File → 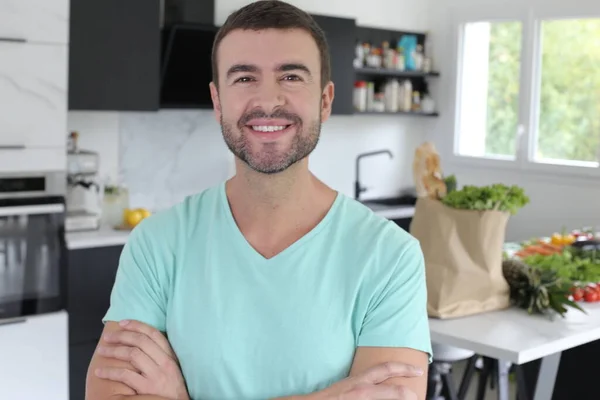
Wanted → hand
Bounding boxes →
[94,320,190,400]
[311,362,422,400]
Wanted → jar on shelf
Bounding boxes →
[372,93,385,112]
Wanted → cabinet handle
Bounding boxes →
[0,317,27,327]
[0,145,26,150]
[0,37,27,43]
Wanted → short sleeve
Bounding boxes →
[102,219,169,332]
[357,239,433,363]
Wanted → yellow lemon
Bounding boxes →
[124,209,144,228]
[138,208,152,219]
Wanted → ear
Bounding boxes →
[209,82,222,123]
[320,81,335,122]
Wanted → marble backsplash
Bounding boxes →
[119,110,233,210]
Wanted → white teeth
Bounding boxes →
[251,125,286,132]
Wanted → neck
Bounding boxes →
[225,156,338,256]
[228,157,317,213]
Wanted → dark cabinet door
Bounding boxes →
[68,0,161,111]
[311,15,356,115]
[67,245,124,345]
[69,341,97,400]
[164,0,215,26]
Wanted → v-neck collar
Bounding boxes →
[219,181,343,264]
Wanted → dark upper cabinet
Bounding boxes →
[68,0,161,111]
[164,0,215,26]
[311,15,356,115]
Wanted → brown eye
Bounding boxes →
[283,75,302,81]
[235,76,255,83]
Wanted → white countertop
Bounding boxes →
[429,303,600,364]
[64,204,415,250]
[66,227,131,250]
[369,204,415,220]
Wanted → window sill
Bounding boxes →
[446,154,600,182]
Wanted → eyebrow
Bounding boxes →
[226,64,258,78]
[276,63,312,76]
[225,63,313,79]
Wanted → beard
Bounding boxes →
[221,108,321,175]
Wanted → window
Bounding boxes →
[456,21,523,160]
[454,13,600,173]
[534,18,600,167]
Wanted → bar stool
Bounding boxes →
[428,343,479,400]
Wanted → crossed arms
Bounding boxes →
[85,320,428,400]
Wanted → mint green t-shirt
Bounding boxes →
[103,183,432,400]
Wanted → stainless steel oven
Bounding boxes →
[0,171,67,320]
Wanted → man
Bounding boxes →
[86,1,432,399]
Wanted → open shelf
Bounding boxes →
[356,111,439,117]
[355,67,440,78]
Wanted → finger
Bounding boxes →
[358,362,424,385]
[103,330,171,367]
[95,367,146,391]
[119,320,177,360]
[97,345,159,377]
[350,384,416,400]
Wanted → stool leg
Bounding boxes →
[457,355,478,400]
[515,365,530,400]
[426,363,442,400]
[476,358,492,400]
[441,369,459,400]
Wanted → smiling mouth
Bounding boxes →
[249,125,293,133]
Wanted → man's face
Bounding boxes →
[210,28,334,174]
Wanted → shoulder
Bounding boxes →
[125,183,223,249]
[332,195,424,293]
[336,195,422,262]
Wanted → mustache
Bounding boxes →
[238,109,302,129]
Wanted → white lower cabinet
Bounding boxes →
[0,311,69,400]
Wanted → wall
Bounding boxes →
[70,0,435,210]
[427,0,600,241]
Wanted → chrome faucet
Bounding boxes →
[354,149,393,200]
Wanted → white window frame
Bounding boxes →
[449,3,600,179]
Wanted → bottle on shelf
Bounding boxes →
[353,81,367,112]
[414,44,424,71]
[384,79,400,113]
[366,82,375,111]
[398,79,413,112]
[412,91,421,111]
[396,46,406,71]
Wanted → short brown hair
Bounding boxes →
[211,0,330,89]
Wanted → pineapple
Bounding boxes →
[502,259,585,319]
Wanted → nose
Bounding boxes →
[250,79,286,113]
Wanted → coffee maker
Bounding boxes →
[65,132,102,232]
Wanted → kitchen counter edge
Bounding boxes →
[66,228,131,250]
[65,206,415,250]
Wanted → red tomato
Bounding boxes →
[584,288,598,302]
[573,288,585,302]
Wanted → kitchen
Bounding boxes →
[1,0,600,400]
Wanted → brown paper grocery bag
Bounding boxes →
[410,197,511,319]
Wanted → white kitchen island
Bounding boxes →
[429,303,600,400]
